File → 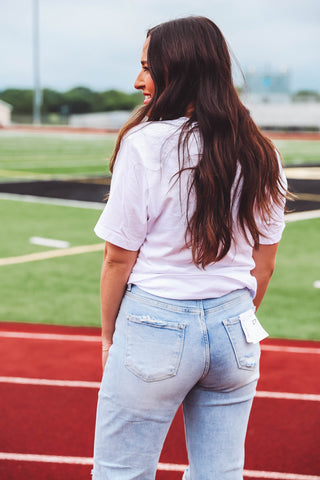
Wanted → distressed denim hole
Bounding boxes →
[223,317,260,371]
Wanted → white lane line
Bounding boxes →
[0,331,101,342]
[261,345,320,355]
[0,454,319,479]
[285,209,320,222]
[29,237,70,249]
[0,452,93,465]
[0,242,104,266]
[1,193,319,221]
[1,377,320,402]
[294,193,320,202]
[1,331,320,355]
[243,471,320,480]
[284,166,320,181]
[0,377,100,388]
[0,192,105,210]
[256,391,320,402]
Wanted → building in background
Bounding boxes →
[69,110,130,129]
[242,102,320,130]
[240,69,320,130]
[67,69,320,131]
[242,69,291,103]
[0,100,12,126]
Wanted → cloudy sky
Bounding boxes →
[1,0,319,93]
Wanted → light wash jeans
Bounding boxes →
[92,285,260,480]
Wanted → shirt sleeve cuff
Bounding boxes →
[94,224,141,251]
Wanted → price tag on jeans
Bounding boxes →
[239,310,269,344]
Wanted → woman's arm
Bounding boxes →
[251,243,279,311]
[100,242,138,369]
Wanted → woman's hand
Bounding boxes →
[251,242,279,310]
[99,242,138,372]
[102,342,112,371]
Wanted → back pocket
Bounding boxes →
[125,314,186,382]
[223,316,260,371]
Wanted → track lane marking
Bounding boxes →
[1,376,319,401]
[1,331,319,355]
[0,453,319,479]
[255,391,320,402]
[0,376,100,388]
[261,345,320,355]
[243,472,320,480]
[0,331,101,342]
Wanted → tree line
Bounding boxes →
[1,87,319,117]
[0,87,143,115]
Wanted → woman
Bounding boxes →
[92,16,287,480]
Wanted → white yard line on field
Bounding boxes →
[0,243,104,266]
[0,453,319,479]
[0,212,318,268]
[0,192,105,209]
[29,236,70,249]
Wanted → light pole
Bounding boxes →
[33,0,42,124]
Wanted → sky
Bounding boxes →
[1,0,319,94]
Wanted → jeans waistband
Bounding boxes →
[125,284,252,314]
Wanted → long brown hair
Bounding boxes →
[110,17,287,267]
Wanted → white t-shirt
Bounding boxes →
[94,117,286,300]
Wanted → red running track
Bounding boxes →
[0,322,319,480]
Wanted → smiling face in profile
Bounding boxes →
[134,37,155,106]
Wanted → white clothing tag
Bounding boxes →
[239,310,269,344]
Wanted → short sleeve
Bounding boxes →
[257,161,287,245]
[94,136,148,250]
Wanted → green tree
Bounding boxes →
[0,89,33,114]
[63,86,97,114]
[42,89,64,113]
[101,90,142,111]
[0,87,143,115]
[291,90,320,102]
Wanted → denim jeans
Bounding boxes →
[92,285,260,480]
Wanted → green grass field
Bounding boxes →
[273,138,320,165]
[0,132,319,183]
[0,132,116,180]
[0,131,319,339]
[0,199,103,327]
[257,217,320,340]
[0,199,319,340]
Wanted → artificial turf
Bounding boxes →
[0,132,115,180]
[0,199,319,340]
[0,132,319,183]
